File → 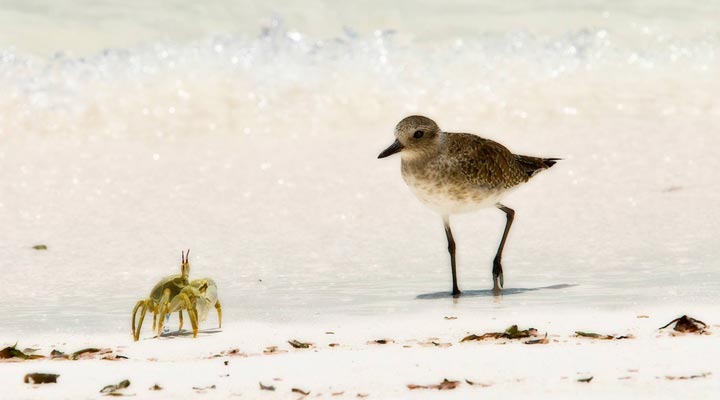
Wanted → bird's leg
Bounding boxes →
[493,204,515,291]
[443,216,461,296]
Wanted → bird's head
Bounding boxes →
[378,115,441,160]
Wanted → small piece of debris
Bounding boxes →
[331,392,344,396]
[292,388,311,396]
[367,339,393,345]
[288,340,313,349]
[24,373,59,384]
[525,334,550,345]
[418,340,452,348]
[193,385,216,392]
[100,379,130,394]
[664,372,711,380]
[1,344,44,360]
[224,360,229,366]
[223,348,246,356]
[328,343,339,347]
[264,345,287,354]
[577,376,593,383]
[465,379,492,387]
[325,331,335,334]
[50,349,68,359]
[659,315,708,334]
[444,316,457,320]
[637,315,649,319]
[259,382,276,391]
[461,325,539,342]
[575,331,634,340]
[575,331,613,339]
[149,384,162,391]
[32,244,48,250]
[72,348,101,360]
[102,354,128,361]
[407,379,460,390]
[356,393,369,398]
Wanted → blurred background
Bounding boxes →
[1,0,718,334]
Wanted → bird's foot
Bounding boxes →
[452,287,462,297]
[492,257,504,290]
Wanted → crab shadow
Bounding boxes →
[416,284,577,299]
[152,328,223,340]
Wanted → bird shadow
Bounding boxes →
[416,284,577,300]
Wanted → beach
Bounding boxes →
[3,308,719,399]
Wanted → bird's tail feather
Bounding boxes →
[515,155,561,178]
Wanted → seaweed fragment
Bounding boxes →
[288,340,313,349]
[259,382,275,391]
[407,379,459,390]
[659,315,708,334]
[0,344,44,360]
[100,379,130,395]
[292,387,311,396]
[24,373,59,384]
[575,331,634,340]
[461,325,539,342]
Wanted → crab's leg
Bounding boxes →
[188,300,199,338]
[135,299,151,341]
[215,300,222,328]
[178,311,184,331]
[132,300,144,337]
[156,288,172,338]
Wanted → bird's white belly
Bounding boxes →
[404,176,508,215]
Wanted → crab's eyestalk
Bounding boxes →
[181,249,191,282]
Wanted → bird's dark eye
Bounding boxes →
[413,130,424,139]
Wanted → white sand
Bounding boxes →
[2,307,718,399]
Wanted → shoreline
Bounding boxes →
[2,308,717,399]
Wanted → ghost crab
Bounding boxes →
[131,250,222,341]
[131,250,191,341]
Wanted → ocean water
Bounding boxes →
[1,1,719,335]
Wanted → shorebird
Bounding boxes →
[378,115,559,295]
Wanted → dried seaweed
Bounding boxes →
[461,325,538,342]
[24,373,59,384]
[663,372,711,380]
[72,348,101,360]
[288,340,313,349]
[407,379,459,390]
[100,379,130,395]
[659,315,708,334]
[0,344,44,360]
[259,382,275,391]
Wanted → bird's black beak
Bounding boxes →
[377,139,404,159]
